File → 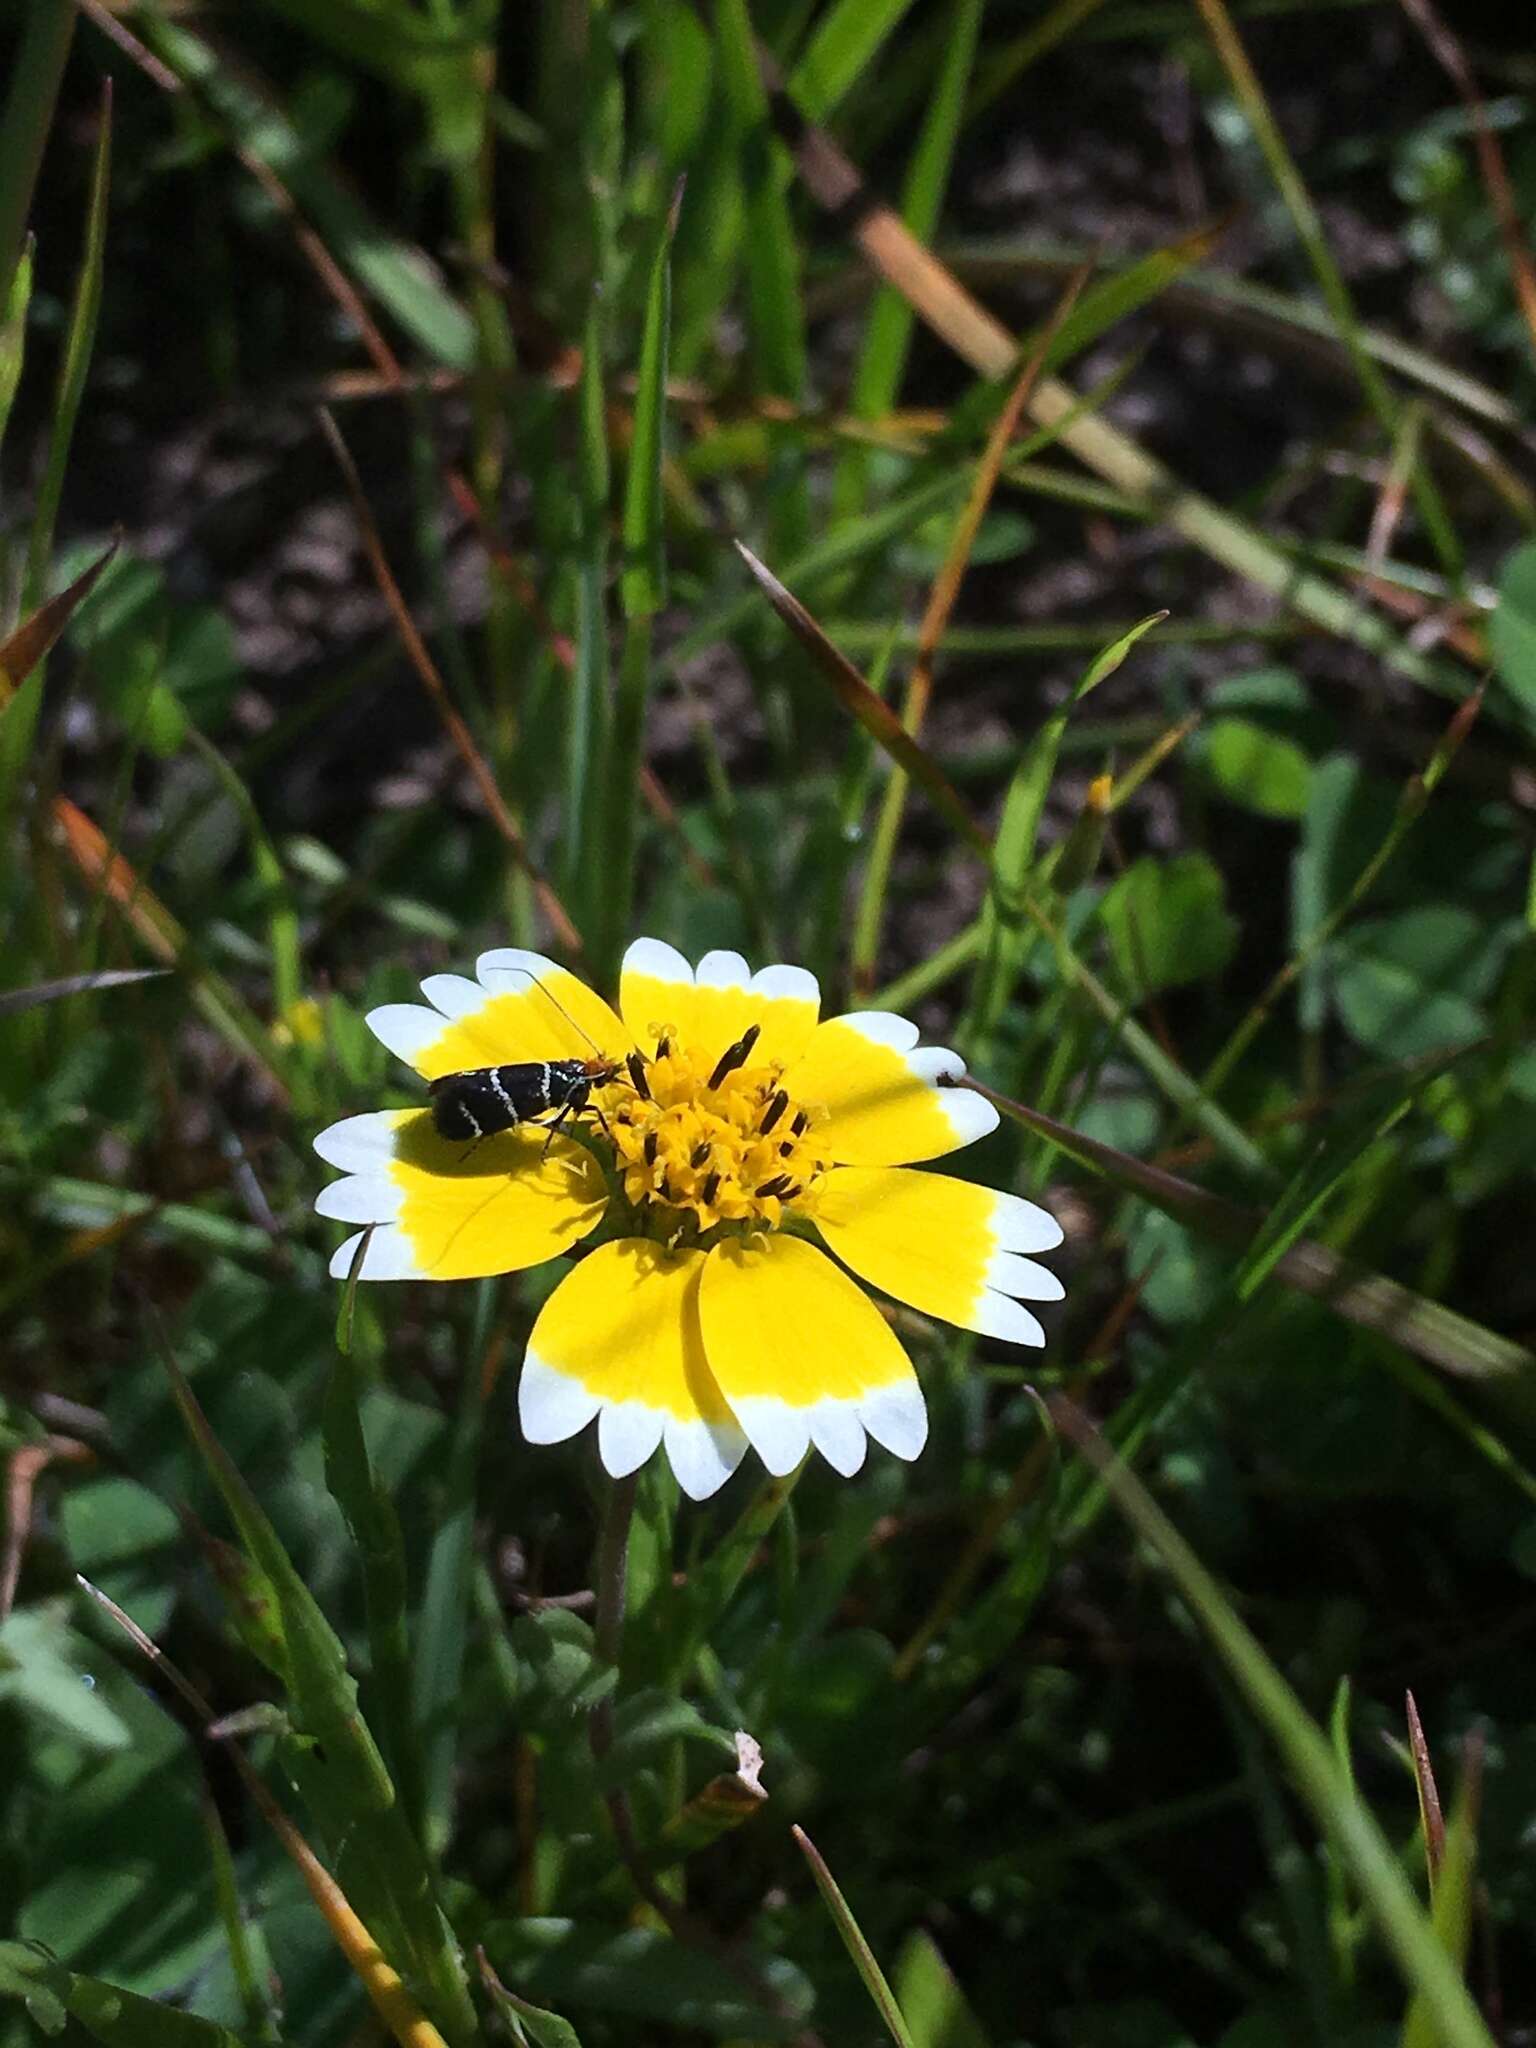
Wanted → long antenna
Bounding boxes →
[490,964,612,1063]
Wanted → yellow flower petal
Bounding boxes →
[318,1110,607,1280]
[815,1165,1063,1344]
[781,1012,999,1165]
[368,948,630,1081]
[520,1239,746,1499]
[697,1234,926,1477]
[620,938,820,1068]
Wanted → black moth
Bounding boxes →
[429,1057,619,1143]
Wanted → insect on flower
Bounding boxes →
[428,1055,621,1144]
[315,941,1066,1498]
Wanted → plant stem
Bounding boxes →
[590,1468,639,1753]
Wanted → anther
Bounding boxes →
[791,1109,809,1135]
[644,1131,659,1167]
[626,1051,651,1100]
[779,1140,794,1157]
[690,1142,711,1169]
[707,1024,761,1091]
[755,1173,792,1199]
[654,1034,671,1061]
[759,1088,789,1134]
[780,1183,802,1201]
[701,1170,721,1207]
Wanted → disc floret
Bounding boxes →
[605,1023,829,1241]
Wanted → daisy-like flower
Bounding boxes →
[314,941,1064,1499]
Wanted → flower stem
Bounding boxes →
[589,1469,638,1759]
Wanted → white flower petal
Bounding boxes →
[859,1381,928,1461]
[598,1401,668,1479]
[749,962,820,1010]
[621,937,695,988]
[970,1294,1047,1346]
[519,1355,603,1445]
[314,1175,401,1225]
[986,1250,1066,1302]
[695,949,752,989]
[420,973,492,1021]
[808,1401,867,1477]
[725,1396,812,1478]
[663,1415,748,1500]
[837,1011,920,1052]
[992,1189,1066,1254]
[328,1225,428,1281]
[313,1110,408,1172]
[366,1003,448,1066]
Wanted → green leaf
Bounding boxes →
[1100,852,1239,995]
[891,1930,991,2048]
[485,1920,811,2038]
[0,1607,129,1751]
[1489,537,1536,721]
[0,235,31,449]
[1333,905,1505,1059]
[1199,715,1313,819]
[787,0,922,120]
[0,1942,260,2048]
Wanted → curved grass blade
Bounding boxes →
[959,1073,1536,1385]
[793,1826,917,2048]
[1049,1400,1496,2048]
[0,967,168,1017]
[734,540,989,858]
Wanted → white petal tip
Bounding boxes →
[622,937,695,987]
[327,1224,425,1282]
[314,1174,399,1225]
[597,1401,668,1479]
[808,1402,867,1477]
[365,1002,446,1067]
[664,1417,749,1500]
[730,1397,813,1478]
[519,1356,602,1446]
[859,1382,928,1461]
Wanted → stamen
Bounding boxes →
[779,1140,794,1157]
[791,1109,809,1135]
[707,1023,761,1091]
[626,1051,651,1100]
[755,1173,792,1199]
[689,1142,711,1169]
[644,1131,659,1166]
[701,1170,721,1207]
[655,1034,671,1060]
[759,1088,789,1134]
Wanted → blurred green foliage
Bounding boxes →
[3,2,1536,2046]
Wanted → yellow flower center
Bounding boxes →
[601,1023,828,1242]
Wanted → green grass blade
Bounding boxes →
[844,0,981,436]
[322,1343,428,1848]
[621,191,677,621]
[569,292,612,905]
[152,1324,477,2043]
[0,235,32,453]
[793,1827,918,2048]
[1052,1401,1497,2048]
[787,0,922,120]
[715,0,806,399]
[0,0,75,306]
[24,81,110,614]
[962,611,1164,1048]
[138,19,474,367]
